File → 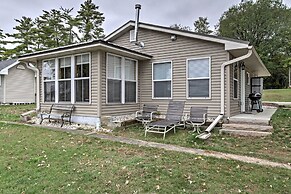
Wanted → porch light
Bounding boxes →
[171,35,177,41]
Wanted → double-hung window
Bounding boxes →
[43,59,56,102]
[125,59,137,102]
[59,57,71,102]
[152,62,172,98]
[107,54,137,104]
[75,54,90,102]
[187,57,210,98]
[233,64,238,99]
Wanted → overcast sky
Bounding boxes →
[1,0,291,35]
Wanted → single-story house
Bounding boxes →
[0,59,36,104]
[18,20,270,128]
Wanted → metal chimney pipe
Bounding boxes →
[134,4,141,42]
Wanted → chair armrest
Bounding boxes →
[149,111,159,121]
[136,110,143,117]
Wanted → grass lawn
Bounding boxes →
[0,104,36,122]
[113,108,291,164]
[0,123,290,193]
[263,88,291,102]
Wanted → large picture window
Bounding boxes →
[107,54,137,104]
[42,53,90,103]
[59,57,71,102]
[75,54,90,102]
[153,62,172,98]
[233,64,238,99]
[43,59,56,102]
[187,57,210,98]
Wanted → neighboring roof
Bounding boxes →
[105,20,251,50]
[19,39,152,62]
[0,59,20,75]
[0,59,18,71]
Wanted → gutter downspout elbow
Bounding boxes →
[199,47,253,137]
[25,62,40,111]
[220,47,253,115]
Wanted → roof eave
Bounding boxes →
[19,41,152,62]
[105,21,250,50]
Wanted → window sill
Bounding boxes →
[152,97,172,100]
[105,102,138,105]
[187,97,211,100]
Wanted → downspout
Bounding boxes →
[25,62,40,111]
[197,46,253,139]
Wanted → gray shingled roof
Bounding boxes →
[0,59,18,71]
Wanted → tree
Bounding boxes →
[76,0,105,41]
[60,7,82,44]
[0,29,7,60]
[6,17,35,55]
[37,9,71,48]
[170,24,192,31]
[216,0,291,88]
[193,17,212,34]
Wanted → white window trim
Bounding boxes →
[129,30,135,42]
[74,53,91,104]
[42,58,56,103]
[233,63,239,100]
[246,72,250,86]
[152,61,173,99]
[58,55,73,103]
[106,53,138,104]
[186,57,211,99]
[42,52,91,104]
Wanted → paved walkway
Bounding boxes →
[2,121,291,170]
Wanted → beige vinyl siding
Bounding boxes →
[100,51,140,116]
[5,64,35,103]
[112,28,228,118]
[0,76,3,102]
[39,51,100,117]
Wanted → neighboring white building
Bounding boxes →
[0,59,36,104]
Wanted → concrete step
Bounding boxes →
[227,118,270,126]
[219,129,272,137]
[222,123,273,132]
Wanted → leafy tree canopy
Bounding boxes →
[217,0,291,88]
[170,24,192,31]
[76,0,105,41]
[1,1,105,59]
[194,17,213,34]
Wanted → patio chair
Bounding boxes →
[145,100,185,139]
[136,104,159,125]
[185,106,207,134]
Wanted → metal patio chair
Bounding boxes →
[136,104,159,126]
[145,100,185,139]
[185,106,207,134]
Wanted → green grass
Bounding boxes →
[113,108,291,164]
[0,123,290,193]
[263,88,291,102]
[0,104,36,122]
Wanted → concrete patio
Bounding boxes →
[228,106,277,125]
